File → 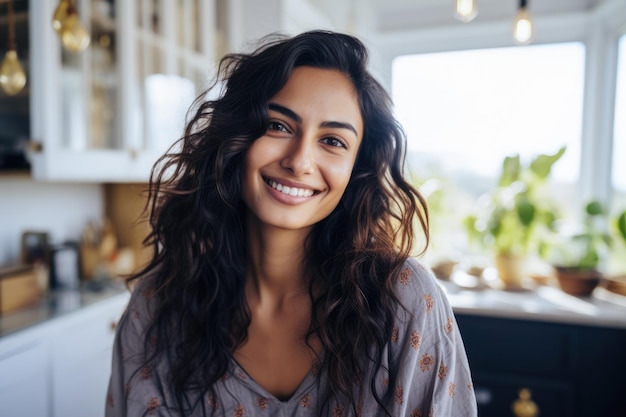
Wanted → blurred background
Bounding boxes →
[0,1,625,416]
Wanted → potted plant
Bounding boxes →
[464,147,565,288]
[549,200,612,296]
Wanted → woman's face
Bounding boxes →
[241,66,363,233]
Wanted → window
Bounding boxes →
[392,43,586,260]
[612,34,626,210]
[610,34,626,274]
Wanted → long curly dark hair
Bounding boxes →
[131,30,429,416]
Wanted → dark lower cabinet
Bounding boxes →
[472,373,574,417]
[455,314,626,417]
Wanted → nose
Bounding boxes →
[280,137,315,176]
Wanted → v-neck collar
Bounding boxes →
[229,357,319,406]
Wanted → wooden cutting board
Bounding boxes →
[0,265,42,315]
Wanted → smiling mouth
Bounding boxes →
[264,177,317,197]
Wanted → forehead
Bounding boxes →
[274,66,357,99]
[269,67,363,134]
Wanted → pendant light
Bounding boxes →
[0,0,26,96]
[513,0,534,45]
[454,0,478,23]
[52,0,91,53]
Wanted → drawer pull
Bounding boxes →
[512,388,539,417]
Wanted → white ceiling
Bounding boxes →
[311,0,606,32]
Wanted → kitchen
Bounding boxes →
[1,0,626,416]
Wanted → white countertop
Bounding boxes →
[440,270,626,329]
[2,272,626,340]
[0,280,129,338]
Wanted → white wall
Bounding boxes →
[226,0,337,53]
[0,178,103,266]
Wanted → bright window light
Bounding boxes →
[392,43,585,260]
[612,35,626,202]
[392,43,584,185]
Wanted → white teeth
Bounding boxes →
[269,180,314,197]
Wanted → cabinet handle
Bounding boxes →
[110,321,118,331]
[512,388,539,417]
[27,141,43,152]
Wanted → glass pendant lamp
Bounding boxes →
[454,0,478,23]
[513,0,535,45]
[0,0,26,96]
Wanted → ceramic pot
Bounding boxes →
[554,267,601,296]
[494,254,527,289]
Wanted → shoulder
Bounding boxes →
[390,257,456,344]
[394,257,438,290]
[393,257,447,312]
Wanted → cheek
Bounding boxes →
[246,138,283,168]
[243,141,268,180]
[326,158,357,195]
[241,139,283,200]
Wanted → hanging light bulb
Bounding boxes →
[454,0,478,23]
[0,0,26,96]
[52,0,71,33]
[60,12,91,52]
[0,50,26,96]
[52,0,91,53]
[513,0,534,45]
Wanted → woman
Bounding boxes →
[106,30,477,417]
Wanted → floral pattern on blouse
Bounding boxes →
[105,258,477,416]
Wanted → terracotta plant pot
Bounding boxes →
[554,267,601,296]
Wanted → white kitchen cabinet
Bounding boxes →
[28,0,217,182]
[26,0,338,182]
[0,341,50,417]
[50,292,129,417]
[0,291,129,417]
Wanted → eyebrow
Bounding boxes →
[268,103,358,137]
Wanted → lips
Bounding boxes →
[263,177,316,197]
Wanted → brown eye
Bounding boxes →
[268,121,289,132]
[321,136,347,149]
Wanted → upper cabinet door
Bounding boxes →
[29,0,217,182]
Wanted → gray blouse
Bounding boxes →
[105,258,478,416]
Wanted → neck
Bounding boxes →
[245,213,311,300]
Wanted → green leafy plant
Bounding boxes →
[550,200,612,271]
[464,147,565,257]
[608,209,626,274]
[616,210,626,244]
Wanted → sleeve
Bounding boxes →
[387,258,478,417]
[105,280,175,417]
